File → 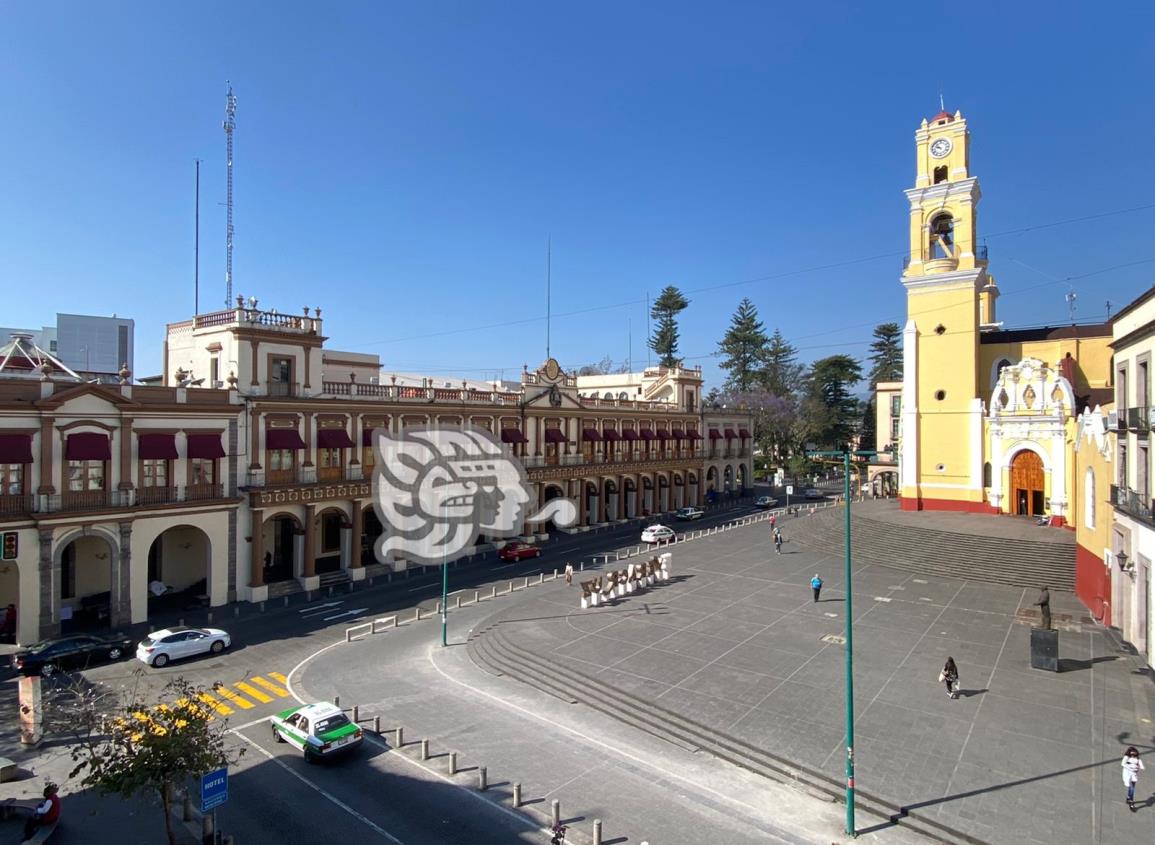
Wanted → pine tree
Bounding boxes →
[761,328,802,397]
[801,354,863,449]
[648,285,690,368]
[867,322,903,384]
[717,298,769,393]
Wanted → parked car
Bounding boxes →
[804,488,823,499]
[641,524,676,544]
[754,496,778,509]
[11,632,136,677]
[271,701,364,762]
[674,507,704,521]
[498,541,543,562]
[136,626,231,668]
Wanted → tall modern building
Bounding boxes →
[0,313,134,383]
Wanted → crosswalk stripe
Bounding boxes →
[251,676,290,698]
[235,681,273,704]
[269,671,288,684]
[198,692,233,716]
[213,686,254,709]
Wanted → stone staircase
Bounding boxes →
[785,506,1076,591]
[319,570,350,590]
[467,622,988,845]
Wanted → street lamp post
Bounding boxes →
[441,502,449,647]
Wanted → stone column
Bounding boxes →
[112,522,132,627]
[349,502,364,578]
[302,504,317,579]
[250,508,265,589]
[38,529,58,641]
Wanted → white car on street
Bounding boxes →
[136,626,231,667]
[674,507,704,521]
[641,524,676,544]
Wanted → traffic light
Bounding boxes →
[1,532,17,561]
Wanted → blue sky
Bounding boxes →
[3,2,1154,386]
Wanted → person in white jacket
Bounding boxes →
[1122,746,1144,810]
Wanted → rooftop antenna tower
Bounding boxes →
[546,236,552,361]
[223,82,237,307]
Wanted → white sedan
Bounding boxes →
[641,524,676,544]
[136,626,231,668]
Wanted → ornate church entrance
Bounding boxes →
[1010,450,1045,516]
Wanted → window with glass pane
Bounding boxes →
[361,446,375,470]
[890,395,901,415]
[269,449,294,471]
[142,459,168,488]
[1,464,23,495]
[320,447,342,468]
[191,459,215,486]
[68,460,105,491]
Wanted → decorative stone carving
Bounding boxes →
[1023,385,1036,409]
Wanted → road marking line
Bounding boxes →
[232,731,407,844]
[252,676,290,697]
[269,671,289,683]
[235,681,273,703]
[213,686,254,709]
[197,692,233,716]
[299,602,343,614]
[228,715,273,732]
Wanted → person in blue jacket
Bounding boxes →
[810,573,823,602]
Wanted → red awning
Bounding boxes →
[266,429,307,450]
[738,428,751,438]
[187,433,226,459]
[638,430,655,440]
[317,428,356,449]
[581,428,602,442]
[0,434,33,463]
[707,430,723,440]
[602,429,621,441]
[686,430,702,440]
[66,432,111,461]
[654,430,671,440]
[621,429,638,441]
[670,430,686,439]
[544,428,568,443]
[724,429,738,439]
[138,433,178,460]
[500,428,528,444]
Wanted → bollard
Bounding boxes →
[513,782,522,807]
[183,793,194,822]
[593,819,602,845]
[553,568,558,579]
[202,814,214,843]
[348,581,354,593]
[178,617,184,626]
[551,799,560,828]
[327,586,333,597]
[373,715,381,733]
[538,572,544,584]
[207,611,213,624]
[396,726,404,746]
[490,586,497,599]
[580,561,585,571]
[260,601,266,613]
[352,705,360,722]
[449,751,457,775]
[334,694,340,707]
[435,601,441,614]
[234,605,240,617]
[284,596,289,607]
[413,608,420,623]
[420,739,429,760]
[522,577,528,589]
[454,596,461,609]
[474,590,480,603]
[508,580,514,593]
[479,766,487,790]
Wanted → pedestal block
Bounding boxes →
[1030,627,1059,672]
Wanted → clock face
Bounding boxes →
[929,138,953,159]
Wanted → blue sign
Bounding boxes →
[201,767,228,813]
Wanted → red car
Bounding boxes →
[498,541,542,562]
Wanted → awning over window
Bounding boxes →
[0,433,33,463]
[686,430,702,440]
[66,432,111,461]
[500,428,528,444]
[602,429,621,441]
[738,428,751,438]
[670,430,686,439]
[317,428,355,449]
[581,428,602,442]
[638,429,655,440]
[621,429,638,441]
[266,429,307,450]
[138,433,178,460]
[655,430,671,440]
[707,430,723,440]
[724,429,738,439]
[187,433,226,460]
[544,428,568,444]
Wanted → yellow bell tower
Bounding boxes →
[899,109,995,512]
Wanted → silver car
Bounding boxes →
[137,626,231,668]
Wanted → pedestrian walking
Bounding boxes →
[1122,746,1144,810]
[939,656,960,699]
[564,563,574,586]
[2,603,16,641]
[774,530,783,555]
[810,573,822,602]
[769,515,776,529]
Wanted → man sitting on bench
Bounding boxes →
[22,783,60,842]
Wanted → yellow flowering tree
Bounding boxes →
[69,677,243,845]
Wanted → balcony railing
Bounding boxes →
[248,465,362,488]
[267,382,297,398]
[0,487,232,519]
[1110,484,1154,523]
[1125,406,1150,433]
[0,494,33,516]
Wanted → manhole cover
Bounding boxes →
[821,634,847,645]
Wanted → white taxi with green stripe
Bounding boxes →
[270,702,363,761]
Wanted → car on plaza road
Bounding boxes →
[641,524,676,544]
[136,626,231,668]
[804,488,824,500]
[674,507,704,521]
[271,701,364,762]
[498,541,543,562]
[754,496,778,509]
[11,632,136,677]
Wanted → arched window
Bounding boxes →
[983,461,992,488]
[991,358,1012,391]
[1085,468,1096,529]
[602,392,613,400]
[618,391,629,400]
[933,165,948,184]
[929,213,954,260]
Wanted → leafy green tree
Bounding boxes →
[760,328,802,398]
[649,285,690,368]
[800,354,863,449]
[70,677,244,845]
[577,355,631,376]
[717,298,769,393]
[867,322,903,384]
